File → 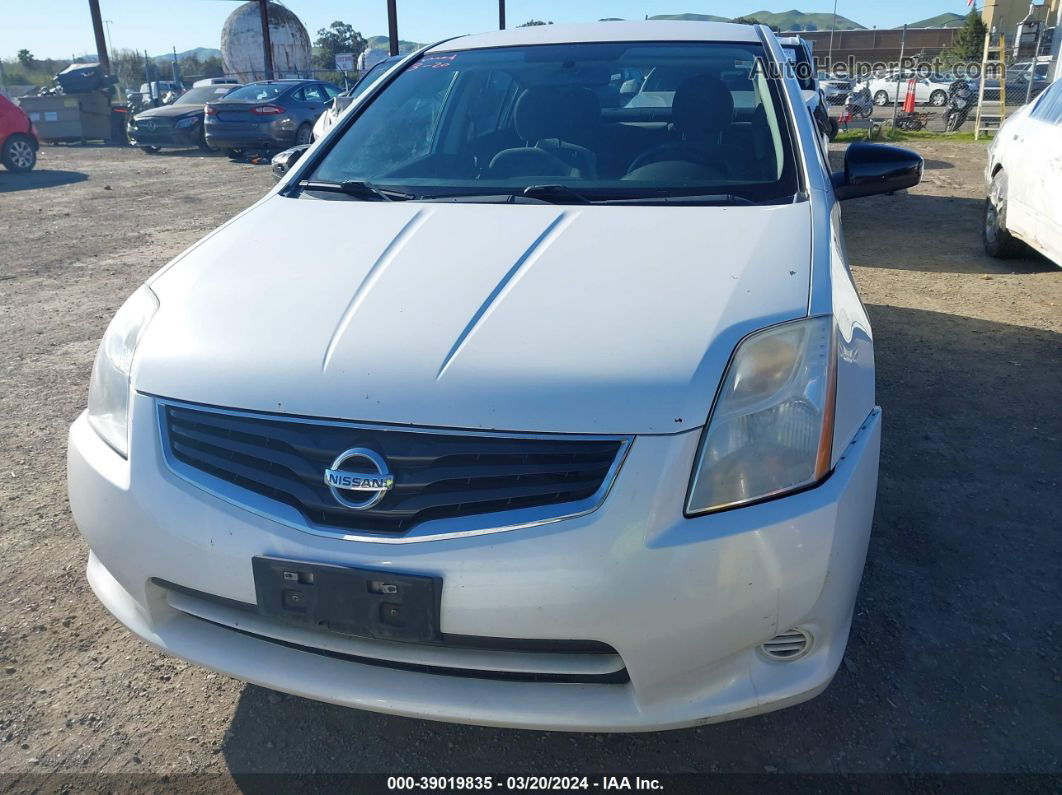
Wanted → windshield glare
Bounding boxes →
[308,42,798,202]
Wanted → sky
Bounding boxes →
[3,0,978,61]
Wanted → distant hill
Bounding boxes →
[908,12,965,28]
[746,9,865,31]
[152,47,221,64]
[649,13,729,22]
[649,9,863,30]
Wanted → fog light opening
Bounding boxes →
[759,627,813,661]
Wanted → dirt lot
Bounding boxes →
[0,141,1059,785]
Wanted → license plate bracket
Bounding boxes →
[252,556,441,643]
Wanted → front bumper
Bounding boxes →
[128,125,201,147]
[68,393,881,732]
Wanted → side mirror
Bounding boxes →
[619,79,640,96]
[832,142,923,201]
[271,144,310,182]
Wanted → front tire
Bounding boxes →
[140,145,161,154]
[873,90,889,106]
[2,134,37,172]
[983,170,1024,259]
[929,90,947,107]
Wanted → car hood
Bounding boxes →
[135,104,202,120]
[138,196,812,435]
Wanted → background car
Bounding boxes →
[128,84,242,153]
[983,79,1062,266]
[817,71,853,104]
[0,94,39,172]
[205,79,341,157]
[862,72,958,107]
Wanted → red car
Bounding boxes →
[0,94,39,172]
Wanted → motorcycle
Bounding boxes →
[945,79,973,133]
[847,86,874,120]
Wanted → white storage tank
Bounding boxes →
[221,1,312,83]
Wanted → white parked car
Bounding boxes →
[984,79,1062,266]
[863,72,955,107]
[818,71,854,105]
[68,21,922,732]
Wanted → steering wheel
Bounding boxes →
[626,143,731,178]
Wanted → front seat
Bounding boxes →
[625,75,735,178]
[488,86,599,179]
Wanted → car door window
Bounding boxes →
[323,84,341,98]
[302,85,326,102]
[1030,81,1062,123]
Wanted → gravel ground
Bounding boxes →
[0,141,1059,785]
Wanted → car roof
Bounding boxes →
[429,20,761,53]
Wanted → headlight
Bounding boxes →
[174,116,200,129]
[87,285,159,457]
[686,316,836,514]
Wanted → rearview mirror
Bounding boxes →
[271,144,310,182]
[832,142,923,201]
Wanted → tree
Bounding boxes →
[517,20,552,27]
[731,17,780,32]
[314,21,366,71]
[950,11,988,61]
[17,49,34,68]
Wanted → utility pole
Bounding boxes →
[387,0,399,56]
[87,0,111,73]
[258,0,274,80]
[104,19,115,64]
[499,0,506,30]
[827,0,838,66]
[890,24,907,131]
[171,45,179,83]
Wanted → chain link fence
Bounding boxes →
[826,56,1059,137]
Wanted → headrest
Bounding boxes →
[672,76,734,135]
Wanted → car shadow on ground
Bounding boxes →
[138,148,228,159]
[0,170,88,193]
[220,306,1061,777]
[841,193,1056,274]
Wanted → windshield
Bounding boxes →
[223,83,288,102]
[175,85,237,105]
[307,42,799,203]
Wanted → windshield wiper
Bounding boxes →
[298,179,415,201]
[600,193,758,206]
[521,184,592,204]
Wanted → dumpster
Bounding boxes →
[18,91,112,143]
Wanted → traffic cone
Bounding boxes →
[903,79,917,114]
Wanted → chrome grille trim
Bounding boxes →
[153,397,632,544]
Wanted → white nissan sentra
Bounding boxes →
[68,22,922,732]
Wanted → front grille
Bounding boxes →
[161,402,626,536]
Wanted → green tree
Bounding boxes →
[17,49,34,68]
[950,11,988,61]
[517,20,552,27]
[313,21,366,71]
[731,17,780,32]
